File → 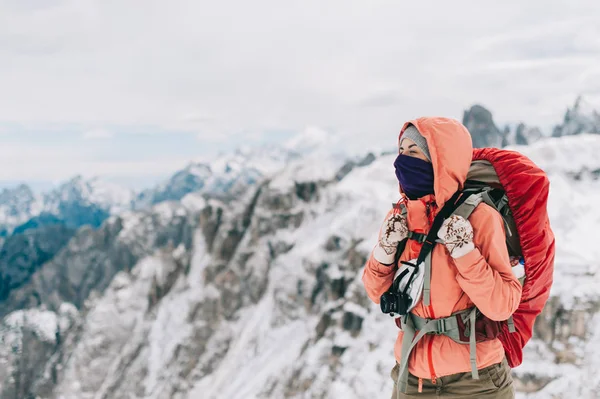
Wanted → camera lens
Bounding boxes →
[380,292,396,314]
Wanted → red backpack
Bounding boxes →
[470,147,556,367]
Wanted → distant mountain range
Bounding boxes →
[2,97,598,238]
[0,177,132,236]
[0,145,297,236]
[0,131,332,302]
[462,96,600,149]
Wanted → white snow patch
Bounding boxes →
[3,308,59,344]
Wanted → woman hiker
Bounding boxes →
[362,118,522,398]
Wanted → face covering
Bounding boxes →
[394,154,435,200]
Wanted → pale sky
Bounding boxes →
[1,0,599,188]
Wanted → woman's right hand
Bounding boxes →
[372,211,408,265]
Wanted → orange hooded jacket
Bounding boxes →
[362,117,523,381]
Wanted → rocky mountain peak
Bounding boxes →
[552,96,600,137]
[462,104,544,148]
[462,104,504,148]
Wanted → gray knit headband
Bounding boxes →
[401,125,431,161]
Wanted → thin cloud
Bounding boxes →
[0,0,599,180]
[0,141,188,181]
[82,128,114,139]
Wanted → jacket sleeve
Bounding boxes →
[362,209,397,304]
[452,204,522,321]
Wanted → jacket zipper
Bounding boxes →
[425,200,437,383]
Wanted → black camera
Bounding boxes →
[380,291,412,315]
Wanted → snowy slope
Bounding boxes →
[506,137,600,398]
[190,133,600,399]
[192,151,400,399]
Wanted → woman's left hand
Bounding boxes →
[437,215,475,258]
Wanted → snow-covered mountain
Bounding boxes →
[134,144,292,209]
[1,127,599,398]
[44,175,135,216]
[552,96,600,137]
[0,176,135,236]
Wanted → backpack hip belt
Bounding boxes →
[396,308,513,392]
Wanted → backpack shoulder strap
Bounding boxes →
[454,188,518,248]
[417,190,475,306]
[452,190,484,220]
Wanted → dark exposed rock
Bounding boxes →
[259,189,295,213]
[462,105,503,148]
[335,162,355,182]
[345,239,368,272]
[324,235,342,252]
[310,263,351,307]
[331,345,347,357]
[1,328,58,399]
[267,241,295,259]
[335,153,377,182]
[295,182,318,202]
[342,311,364,337]
[0,225,75,301]
[148,255,186,308]
[310,263,328,306]
[330,278,346,300]
[316,312,333,340]
[356,153,376,167]
[501,126,511,147]
[199,205,224,252]
[515,123,529,146]
[0,204,198,318]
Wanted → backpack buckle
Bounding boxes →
[435,319,447,334]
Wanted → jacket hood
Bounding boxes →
[399,117,473,208]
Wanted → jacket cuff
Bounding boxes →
[372,245,396,265]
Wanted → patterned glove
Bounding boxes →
[372,211,408,265]
[437,214,475,258]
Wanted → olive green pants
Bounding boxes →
[390,357,515,398]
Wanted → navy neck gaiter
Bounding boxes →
[394,154,435,200]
